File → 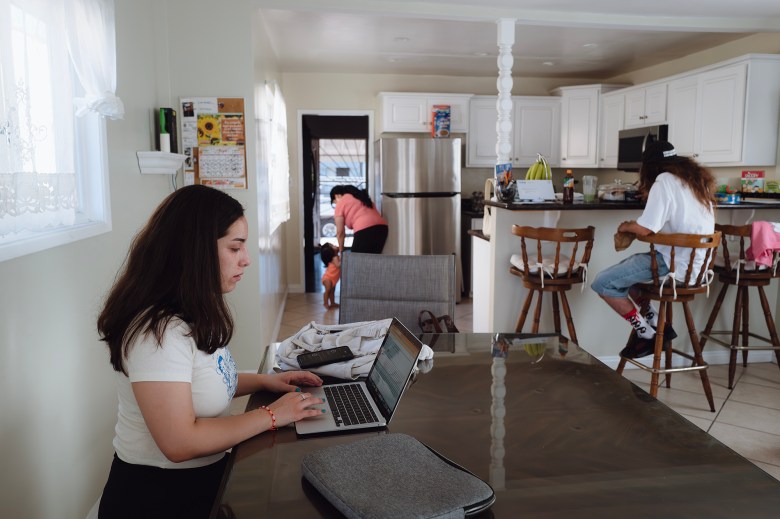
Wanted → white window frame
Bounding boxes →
[0,0,112,262]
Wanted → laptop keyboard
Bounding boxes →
[324,384,379,427]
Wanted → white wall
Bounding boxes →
[0,1,286,517]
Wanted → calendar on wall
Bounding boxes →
[179,97,247,189]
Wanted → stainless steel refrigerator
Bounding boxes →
[372,137,462,297]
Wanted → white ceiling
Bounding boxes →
[254,0,780,79]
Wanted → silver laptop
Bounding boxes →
[295,318,424,436]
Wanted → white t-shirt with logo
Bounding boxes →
[113,318,238,469]
[636,172,715,282]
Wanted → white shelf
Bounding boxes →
[136,151,187,175]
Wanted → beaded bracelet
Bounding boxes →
[259,406,276,431]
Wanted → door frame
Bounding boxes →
[294,109,374,293]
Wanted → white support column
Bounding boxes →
[495,18,515,166]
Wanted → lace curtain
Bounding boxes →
[0,0,122,239]
[64,0,124,119]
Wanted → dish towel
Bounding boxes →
[275,319,434,379]
[746,221,780,270]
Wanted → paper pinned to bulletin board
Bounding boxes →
[180,97,247,189]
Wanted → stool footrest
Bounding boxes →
[621,349,708,375]
[702,331,780,351]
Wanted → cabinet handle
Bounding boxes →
[562,157,566,161]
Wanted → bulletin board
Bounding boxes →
[180,97,247,189]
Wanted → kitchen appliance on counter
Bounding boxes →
[372,137,462,297]
[617,124,668,171]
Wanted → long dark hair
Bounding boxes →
[330,185,373,209]
[98,185,245,374]
[638,158,716,211]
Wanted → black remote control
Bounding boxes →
[297,346,355,369]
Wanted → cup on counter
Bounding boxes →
[582,175,597,203]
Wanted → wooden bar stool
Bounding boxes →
[616,232,721,412]
[509,226,595,345]
[699,223,780,389]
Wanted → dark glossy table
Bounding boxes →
[212,334,780,518]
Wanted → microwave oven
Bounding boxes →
[617,124,668,171]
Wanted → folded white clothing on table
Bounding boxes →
[276,319,434,379]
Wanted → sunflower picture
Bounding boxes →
[197,114,221,146]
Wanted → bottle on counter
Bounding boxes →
[562,169,574,204]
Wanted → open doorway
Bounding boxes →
[301,114,370,292]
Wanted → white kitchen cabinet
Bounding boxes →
[667,55,780,166]
[624,83,667,128]
[553,84,626,168]
[378,92,472,133]
[466,95,560,168]
[512,97,560,167]
[598,93,625,168]
[666,75,699,158]
[467,97,500,167]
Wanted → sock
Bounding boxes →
[643,302,659,328]
[623,308,655,339]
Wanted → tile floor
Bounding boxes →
[276,292,780,481]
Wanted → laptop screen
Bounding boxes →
[366,320,422,419]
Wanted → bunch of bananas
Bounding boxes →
[523,342,546,357]
[523,154,551,181]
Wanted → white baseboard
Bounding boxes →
[288,283,305,293]
[598,349,776,370]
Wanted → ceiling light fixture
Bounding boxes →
[583,43,598,48]
[542,61,554,66]
[394,36,410,42]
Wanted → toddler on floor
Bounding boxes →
[320,243,341,309]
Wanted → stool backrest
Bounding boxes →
[510,225,595,282]
[715,223,751,272]
[637,232,721,289]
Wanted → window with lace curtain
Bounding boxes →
[0,0,122,262]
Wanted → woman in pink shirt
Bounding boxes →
[330,185,388,254]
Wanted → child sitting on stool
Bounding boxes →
[320,243,341,309]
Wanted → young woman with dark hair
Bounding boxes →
[329,185,388,254]
[591,141,717,359]
[97,185,324,518]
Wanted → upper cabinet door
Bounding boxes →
[380,95,428,132]
[624,84,667,128]
[599,94,625,168]
[696,63,747,164]
[667,76,699,158]
[466,97,499,167]
[512,97,560,167]
[559,86,600,167]
[379,93,472,133]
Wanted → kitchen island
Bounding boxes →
[475,199,780,365]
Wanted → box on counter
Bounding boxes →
[431,105,451,138]
[765,180,779,194]
[741,170,765,193]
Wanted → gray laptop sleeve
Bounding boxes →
[301,433,495,518]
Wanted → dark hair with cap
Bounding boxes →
[642,140,685,165]
[637,140,716,211]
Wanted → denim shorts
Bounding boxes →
[590,252,669,298]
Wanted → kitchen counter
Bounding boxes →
[485,199,780,210]
[476,202,780,365]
